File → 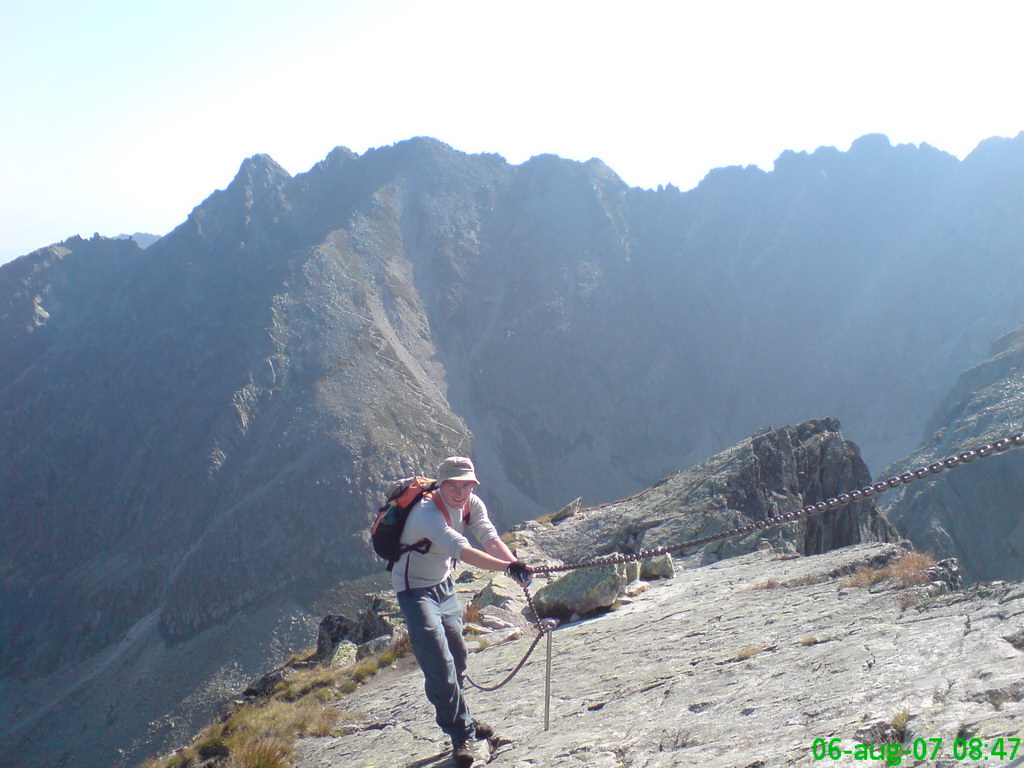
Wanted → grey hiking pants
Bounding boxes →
[397,576,475,744]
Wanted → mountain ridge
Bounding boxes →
[3,133,1024,767]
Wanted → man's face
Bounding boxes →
[438,479,476,509]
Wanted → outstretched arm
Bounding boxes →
[459,545,514,571]
[483,536,516,563]
[460,538,533,586]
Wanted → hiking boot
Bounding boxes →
[452,740,476,768]
[452,737,492,767]
[472,718,495,740]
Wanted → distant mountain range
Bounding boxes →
[2,133,1023,767]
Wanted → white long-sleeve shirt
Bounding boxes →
[391,491,500,592]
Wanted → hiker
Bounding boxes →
[393,456,533,767]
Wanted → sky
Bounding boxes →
[2,0,1024,265]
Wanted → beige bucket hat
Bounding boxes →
[437,456,479,484]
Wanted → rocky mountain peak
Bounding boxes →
[237,151,289,177]
[312,145,359,172]
[176,153,294,253]
[848,131,893,155]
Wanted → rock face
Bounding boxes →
[4,135,1024,768]
[882,326,1024,584]
[293,543,1024,768]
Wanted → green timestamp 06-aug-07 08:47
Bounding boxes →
[811,736,1021,765]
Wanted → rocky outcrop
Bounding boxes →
[509,418,896,571]
[882,326,1024,584]
[312,592,404,667]
[293,543,1024,768]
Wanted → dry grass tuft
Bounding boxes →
[735,646,766,661]
[840,551,936,589]
[225,698,342,754]
[284,646,318,666]
[841,567,886,588]
[350,659,379,684]
[888,552,936,587]
[273,664,345,702]
[747,572,828,591]
[141,747,197,768]
[891,709,911,732]
[194,721,230,760]
[227,736,292,768]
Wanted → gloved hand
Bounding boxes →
[506,559,534,587]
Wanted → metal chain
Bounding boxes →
[465,429,1024,691]
[464,584,553,692]
[531,430,1024,576]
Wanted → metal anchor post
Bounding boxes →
[541,619,559,731]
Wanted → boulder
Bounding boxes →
[471,578,519,611]
[325,641,358,669]
[315,591,405,664]
[519,420,896,571]
[640,553,674,580]
[926,558,963,594]
[358,592,403,640]
[533,564,627,620]
[314,614,361,662]
[478,606,520,631]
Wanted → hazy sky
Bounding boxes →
[3,0,1023,265]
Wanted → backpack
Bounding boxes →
[371,477,473,573]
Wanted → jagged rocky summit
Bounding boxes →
[881,325,1024,585]
[292,542,1023,768]
[510,418,897,570]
